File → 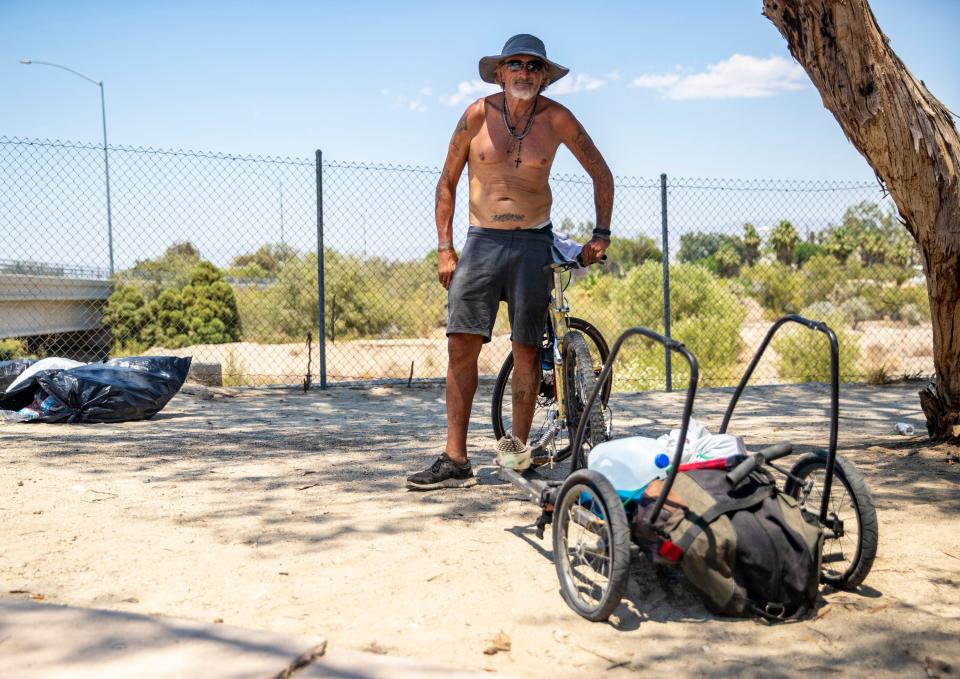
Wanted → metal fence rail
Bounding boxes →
[1,135,932,389]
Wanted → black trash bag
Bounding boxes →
[0,356,191,423]
[0,359,36,392]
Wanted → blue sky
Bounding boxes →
[2,0,958,182]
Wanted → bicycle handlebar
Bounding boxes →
[726,442,793,485]
[545,253,607,273]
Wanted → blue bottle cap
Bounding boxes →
[654,453,670,469]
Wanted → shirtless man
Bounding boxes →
[406,34,613,490]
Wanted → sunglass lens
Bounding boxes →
[504,59,544,72]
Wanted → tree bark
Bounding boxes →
[764,0,960,440]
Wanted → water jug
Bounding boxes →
[588,435,672,500]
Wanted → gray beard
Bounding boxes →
[507,83,537,101]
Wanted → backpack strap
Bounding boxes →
[674,484,774,553]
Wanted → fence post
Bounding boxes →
[660,173,672,392]
[315,150,327,389]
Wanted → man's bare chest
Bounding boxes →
[469,116,560,171]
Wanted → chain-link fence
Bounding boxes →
[1,135,933,389]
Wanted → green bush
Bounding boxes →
[605,235,662,276]
[713,243,741,277]
[678,232,740,263]
[181,262,242,344]
[802,255,851,307]
[742,262,803,316]
[569,262,745,388]
[102,286,150,350]
[774,311,860,382]
[859,282,931,322]
[121,241,203,298]
[818,202,919,269]
[839,297,872,328]
[0,338,29,361]
[794,240,823,268]
[227,243,294,279]
[104,260,241,350]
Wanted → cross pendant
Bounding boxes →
[514,156,521,168]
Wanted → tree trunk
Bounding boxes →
[764,0,960,440]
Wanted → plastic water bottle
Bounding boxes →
[588,436,672,499]
[894,422,916,436]
[539,344,554,372]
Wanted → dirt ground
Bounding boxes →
[1,380,958,677]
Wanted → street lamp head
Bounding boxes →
[20,58,32,64]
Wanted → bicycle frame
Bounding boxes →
[718,314,840,525]
[546,263,575,434]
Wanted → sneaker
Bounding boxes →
[496,435,531,471]
[406,453,477,491]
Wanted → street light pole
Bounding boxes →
[20,58,115,276]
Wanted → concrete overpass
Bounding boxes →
[0,261,112,359]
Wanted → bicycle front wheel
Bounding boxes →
[784,451,878,589]
[563,331,608,469]
[490,317,609,465]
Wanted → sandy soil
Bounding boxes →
[1,381,958,677]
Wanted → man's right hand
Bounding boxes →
[438,249,458,289]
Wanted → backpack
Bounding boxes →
[632,467,824,620]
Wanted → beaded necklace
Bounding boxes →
[500,95,538,168]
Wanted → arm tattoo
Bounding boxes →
[448,112,468,150]
[492,213,526,223]
[571,122,613,230]
[573,124,604,168]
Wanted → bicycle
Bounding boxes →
[490,254,611,468]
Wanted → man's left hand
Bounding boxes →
[579,236,610,266]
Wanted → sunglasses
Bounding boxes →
[503,59,545,73]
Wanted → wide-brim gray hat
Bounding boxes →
[479,34,569,86]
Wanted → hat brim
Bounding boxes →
[479,53,569,86]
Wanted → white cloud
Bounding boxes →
[631,54,806,100]
[440,80,500,106]
[604,70,621,81]
[419,86,433,97]
[550,73,606,96]
[380,86,429,113]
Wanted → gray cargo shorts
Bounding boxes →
[446,224,553,346]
